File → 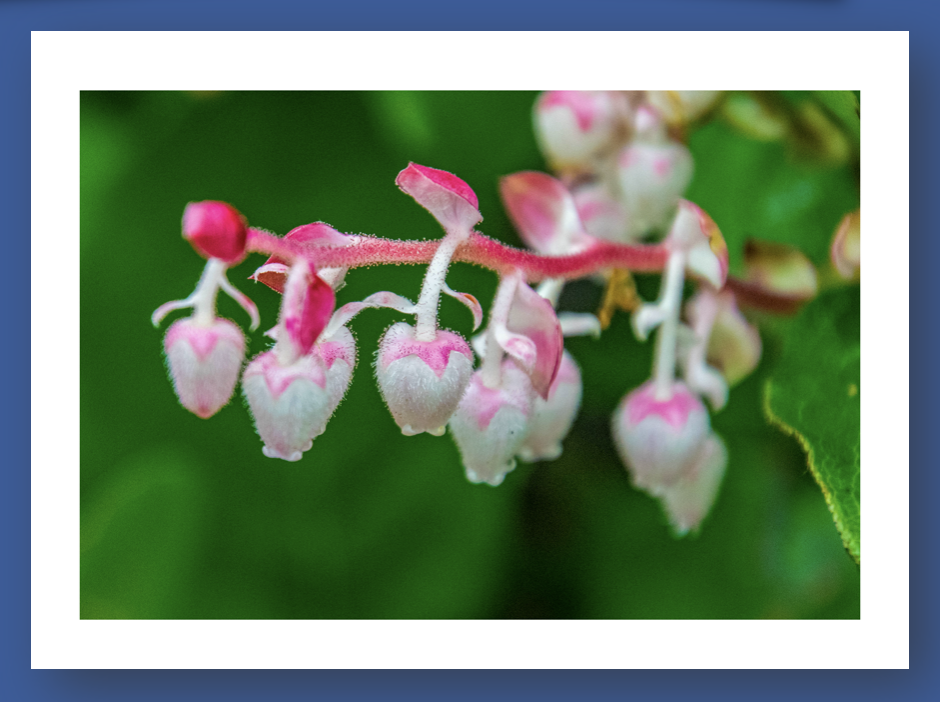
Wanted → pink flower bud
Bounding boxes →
[242,327,356,462]
[182,201,248,264]
[534,91,630,172]
[572,183,632,243]
[658,433,727,536]
[163,317,245,419]
[375,322,475,436]
[518,350,582,462]
[611,380,710,494]
[448,360,536,486]
[616,139,693,237]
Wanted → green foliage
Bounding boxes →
[764,287,861,564]
[80,91,860,619]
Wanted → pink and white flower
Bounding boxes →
[611,380,711,495]
[658,432,728,536]
[534,90,631,174]
[242,260,356,462]
[448,359,536,486]
[375,322,475,436]
[518,350,582,462]
[163,316,245,419]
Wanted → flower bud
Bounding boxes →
[518,350,582,462]
[616,138,693,238]
[163,317,245,419]
[534,91,630,172]
[448,360,536,486]
[830,209,860,281]
[646,91,722,126]
[658,433,727,536]
[242,327,356,462]
[375,322,474,436]
[182,201,248,264]
[611,380,710,495]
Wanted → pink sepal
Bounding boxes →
[395,162,482,234]
[500,172,592,255]
[280,263,336,358]
[252,223,349,293]
[448,360,536,486]
[494,278,563,400]
[611,380,711,494]
[182,201,248,264]
[668,200,729,289]
[164,317,245,419]
[375,322,475,436]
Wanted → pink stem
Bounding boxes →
[247,229,669,283]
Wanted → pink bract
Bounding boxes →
[395,162,482,234]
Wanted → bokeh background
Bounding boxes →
[80,91,860,619]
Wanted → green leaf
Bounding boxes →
[764,287,860,564]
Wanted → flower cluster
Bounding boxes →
[152,91,845,536]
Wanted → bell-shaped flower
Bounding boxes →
[182,201,248,264]
[611,380,711,495]
[375,322,475,436]
[396,162,482,236]
[251,222,351,294]
[534,90,631,173]
[658,432,728,536]
[615,105,694,238]
[499,171,595,255]
[517,350,582,462]
[163,316,245,419]
[242,261,356,461]
[448,359,537,486]
[831,209,860,281]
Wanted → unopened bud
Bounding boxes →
[518,350,582,462]
[242,327,356,462]
[375,322,474,436]
[658,433,727,536]
[164,317,245,419]
[448,360,536,486]
[534,91,630,172]
[182,201,248,264]
[611,380,710,494]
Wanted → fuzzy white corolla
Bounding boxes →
[658,432,728,536]
[375,322,474,436]
[163,316,245,419]
[518,350,582,462]
[611,380,710,495]
[242,326,356,462]
[448,360,536,486]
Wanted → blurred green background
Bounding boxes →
[80,91,860,619]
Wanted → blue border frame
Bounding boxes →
[6,1,927,700]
